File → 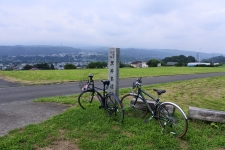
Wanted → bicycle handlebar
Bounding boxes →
[132,77,142,88]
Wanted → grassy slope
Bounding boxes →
[0,70,225,149]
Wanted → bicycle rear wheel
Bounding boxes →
[78,90,102,109]
[121,93,148,118]
[157,102,188,138]
[106,93,124,123]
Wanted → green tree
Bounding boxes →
[50,64,55,70]
[23,65,33,70]
[87,62,95,68]
[187,56,196,62]
[162,55,196,66]
[146,59,160,67]
[64,64,77,69]
[87,62,107,68]
[120,62,132,68]
[33,63,50,70]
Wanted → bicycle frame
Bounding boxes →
[133,86,188,121]
[122,77,188,137]
[87,77,109,107]
[88,76,105,94]
[133,87,159,117]
[78,74,124,123]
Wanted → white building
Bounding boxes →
[142,62,148,68]
[187,62,210,67]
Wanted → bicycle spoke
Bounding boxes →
[106,95,124,123]
[78,91,101,109]
[121,94,148,118]
[158,103,188,138]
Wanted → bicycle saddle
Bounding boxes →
[88,74,93,77]
[153,89,166,95]
[101,80,110,85]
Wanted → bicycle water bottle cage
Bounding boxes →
[153,89,166,95]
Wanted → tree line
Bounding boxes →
[146,55,196,67]
[202,55,225,63]
[86,55,196,68]
[23,63,55,70]
[86,62,132,68]
[21,55,197,70]
[21,55,224,70]
[23,63,77,70]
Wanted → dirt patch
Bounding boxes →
[38,140,80,150]
[0,76,23,84]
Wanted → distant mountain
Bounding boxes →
[202,55,225,63]
[120,48,224,61]
[0,45,82,56]
[0,45,223,62]
[81,46,223,61]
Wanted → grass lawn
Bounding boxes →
[0,74,225,149]
[0,66,225,85]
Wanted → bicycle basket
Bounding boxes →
[79,80,89,91]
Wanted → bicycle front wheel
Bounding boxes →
[106,93,124,123]
[78,90,102,109]
[157,102,188,138]
[121,93,148,118]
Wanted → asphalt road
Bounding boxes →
[0,72,225,136]
[1,72,225,104]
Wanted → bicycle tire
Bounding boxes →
[157,102,188,138]
[78,90,102,109]
[106,93,124,123]
[121,93,148,118]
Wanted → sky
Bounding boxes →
[0,0,225,54]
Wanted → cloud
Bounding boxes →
[0,0,225,53]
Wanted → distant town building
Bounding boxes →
[130,61,148,68]
[142,62,148,68]
[157,63,161,67]
[166,62,178,66]
[187,62,219,67]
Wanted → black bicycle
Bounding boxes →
[121,77,188,138]
[78,74,124,123]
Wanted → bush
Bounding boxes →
[147,59,160,67]
[23,65,33,70]
[87,62,107,68]
[64,64,77,69]
[33,63,51,70]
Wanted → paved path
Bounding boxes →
[1,72,225,104]
[0,101,69,136]
[0,72,225,136]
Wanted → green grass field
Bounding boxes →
[0,67,225,149]
[0,66,225,85]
